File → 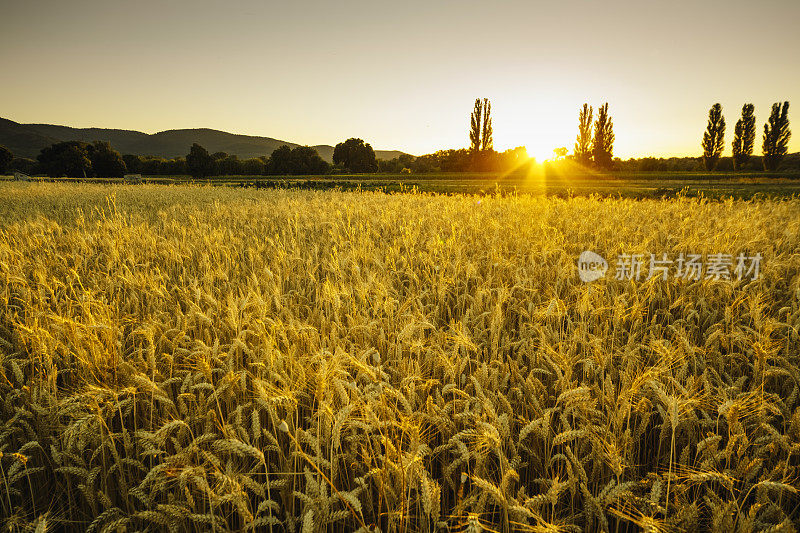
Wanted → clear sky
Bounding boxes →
[2,0,798,160]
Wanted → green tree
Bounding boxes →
[574,104,593,166]
[702,103,726,171]
[37,141,92,178]
[242,158,267,175]
[267,146,293,174]
[186,143,215,178]
[90,141,127,178]
[0,146,13,175]
[8,157,36,175]
[289,146,329,175]
[762,101,791,171]
[332,138,377,173]
[164,158,188,175]
[122,154,142,174]
[267,145,329,175]
[217,154,244,176]
[591,103,615,169]
[732,104,756,171]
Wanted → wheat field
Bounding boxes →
[0,183,799,532]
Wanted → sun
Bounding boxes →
[491,97,578,164]
[527,145,555,163]
[514,142,557,164]
[497,128,572,164]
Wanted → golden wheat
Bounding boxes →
[0,182,799,532]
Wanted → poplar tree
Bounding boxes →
[469,98,493,153]
[591,103,614,169]
[702,103,725,171]
[762,101,791,171]
[469,99,482,153]
[732,104,756,171]
[480,98,493,151]
[574,104,593,166]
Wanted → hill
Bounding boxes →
[0,117,406,162]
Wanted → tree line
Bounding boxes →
[0,99,794,177]
[0,138,383,178]
[391,99,615,173]
[376,98,535,174]
[701,102,791,171]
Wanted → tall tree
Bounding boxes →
[469,98,493,153]
[480,98,493,151]
[186,143,215,178]
[591,103,615,169]
[702,103,726,171]
[0,146,13,175]
[469,99,482,153]
[332,138,377,173]
[574,104,593,166]
[732,104,756,171]
[762,101,791,171]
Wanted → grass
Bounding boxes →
[0,182,799,532]
[6,169,800,199]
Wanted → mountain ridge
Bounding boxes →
[0,117,407,162]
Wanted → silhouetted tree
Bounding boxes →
[90,141,126,178]
[8,157,36,175]
[267,146,294,175]
[575,104,593,166]
[332,138,377,173]
[163,157,188,175]
[122,154,142,174]
[702,103,726,171]
[762,101,791,171]
[481,99,493,152]
[217,154,244,175]
[37,141,92,178]
[242,158,267,175]
[469,98,493,153]
[138,157,162,175]
[732,104,756,171]
[591,103,615,169]
[377,153,416,173]
[186,143,214,178]
[267,145,329,175]
[0,146,13,174]
[469,99,482,153]
[289,146,329,175]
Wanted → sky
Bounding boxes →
[1,0,799,161]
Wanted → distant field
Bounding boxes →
[1,183,799,532]
[5,170,800,199]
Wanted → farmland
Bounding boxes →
[6,170,800,199]
[1,183,799,532]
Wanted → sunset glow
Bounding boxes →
[2,0,798,158]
